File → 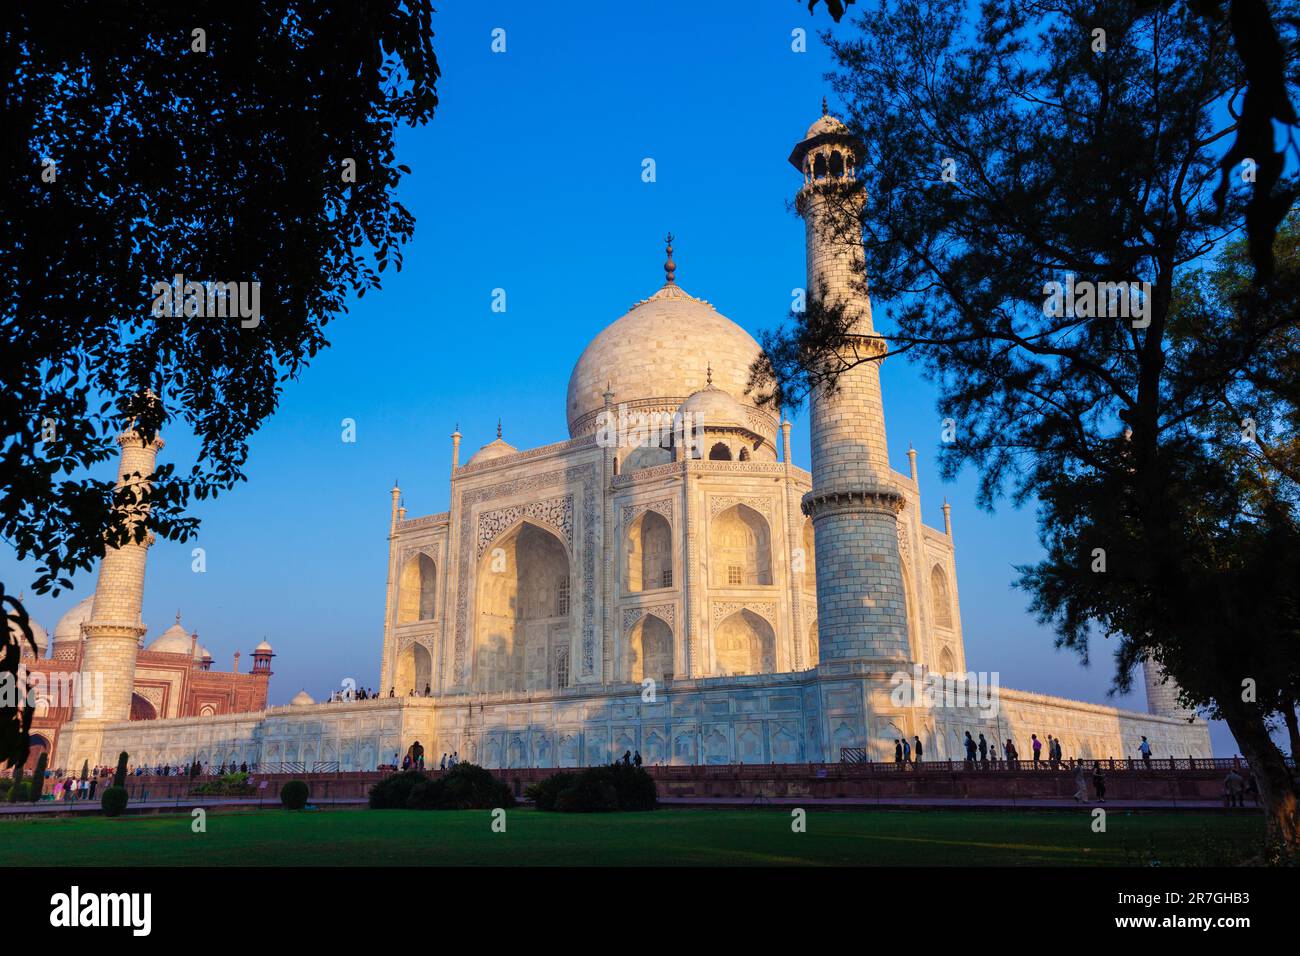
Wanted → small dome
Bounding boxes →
[53,595,94,647]
[146,614,194,655]
[196,644,212,662]
[804,113,848,139]
[466,436,517,466]
[678,384,751,431]
[290,689,315,707]
[9,614,47,656]
[253,639,273,653]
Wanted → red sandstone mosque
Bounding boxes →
[17,601,273,770]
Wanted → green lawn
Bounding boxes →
[0,808,1263,866]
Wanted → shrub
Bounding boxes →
[112,751,129,789]
[368,770,427,809]
[525,772,578,811]
[101,785,128,816]
[191,771,253,796]
[8,765,24,803]
[29,753,48,801]
[280,779,309,810]
[371,764,514,811]
[534,764,657,812]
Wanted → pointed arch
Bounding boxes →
[714,609,775,676]
[395,642,433,696]
[930,564,954,629]
[628,613,674,683]
[626,510,673,592]
[708,442,732,461]
[710,504,773,586]
[474,520,571,693]
[398,552,437,622]
[807,617,819,668]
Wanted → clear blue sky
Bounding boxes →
[5,1,1246,754]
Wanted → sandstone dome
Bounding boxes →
[253,639,274,653]
[290,689,315,707]
[52,595,94,649]
[566,282,765,438]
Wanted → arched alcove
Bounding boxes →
[628,614,674,683]
[130,693,157,721]
[930,565,954,629]
[807,618,819,668]
[626,510,673,592]
[714,609,775,676]
[474,521,571,693]
[710,504,772,586]
[398,552,437,622]
[395,641,433,696]
[801,518,816,585]
[708,442,732,461]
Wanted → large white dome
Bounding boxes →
[566,282,767,438]
[52,595,94,648]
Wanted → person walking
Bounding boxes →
[633,751,643,767]
[902,737,912,766]
[894,739,903,765]
[1031,734,1042,765]
[964,731,977,765]
[1092,762,1107,803]
[913,735,923,766]
[1223,769,1245,808]
[978,733,988,767]
[1138,735,1152,767]
[1073,760,1088,802]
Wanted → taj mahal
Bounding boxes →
[32,107,1210,774]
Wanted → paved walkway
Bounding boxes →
[0,794,1253,816]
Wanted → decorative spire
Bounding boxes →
[496,418,502,439]
[175,610,181,624]
[821,95,828,116]
[706,362,713,387]
[663,233,676,285]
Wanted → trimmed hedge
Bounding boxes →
[280,779,310,810]
[30,753,48,802]
[369,764,514,811]
[101,786,128,816]
[530,764,657,812]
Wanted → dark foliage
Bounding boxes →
[807,0,1300,276]
[0,0,439,769]
[372,764,514,811]
[100,785,128,816]
[280,779,310,810]
[112,752,128,789]
[368,769,426,809]
[525,771,579,811]
[532,764,658,813]
[29,752,47,801]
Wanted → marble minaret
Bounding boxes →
[59,425,163,767]
[791,104,912,665]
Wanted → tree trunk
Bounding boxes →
[1221,704,1300,860]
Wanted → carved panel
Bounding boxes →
[476,495,574,559]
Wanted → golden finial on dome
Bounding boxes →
[822,95,828,116]
[706,362,713,387]
[497,418,502,439]
[664,233,676,285]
